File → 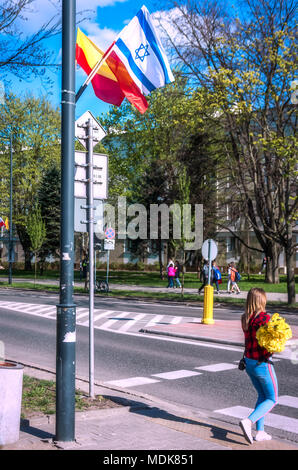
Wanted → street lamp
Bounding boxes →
[0,83,13,284]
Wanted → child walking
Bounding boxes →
[239,288,278,444]
[230,262,241,294]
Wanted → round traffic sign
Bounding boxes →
[105,227,115,239]
[201,239,218,261]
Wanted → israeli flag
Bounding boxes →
[112,5,174,96]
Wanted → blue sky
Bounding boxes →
[7,0,173,120]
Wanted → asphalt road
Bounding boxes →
[0,289,298,443]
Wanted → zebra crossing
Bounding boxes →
[0,300,201,333]
[103,361,298,438]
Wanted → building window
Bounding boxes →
[227,237,235,253]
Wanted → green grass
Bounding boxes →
[21,375,116,419]
[0,269,296,293]
[96,289,298,310]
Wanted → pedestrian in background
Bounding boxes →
[174,260,182,288]
[198,260,209,294]
[211,260,221,294]
[167,262,176,288]
[259,256,267,275]
[230,261,241,294]
[227,262,232,293]
[239,288,278,444]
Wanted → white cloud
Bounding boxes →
[81,22,117,50]
[13,0,128,34]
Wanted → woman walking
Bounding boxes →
[239,288,278,444]
[167,261,176,288]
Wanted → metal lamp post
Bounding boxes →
[55,0,76,443]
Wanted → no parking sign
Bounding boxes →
[105,227,115,239]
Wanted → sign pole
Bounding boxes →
[207,239,212,285]
[87,118,95,399]
[201,239,217,325]
[106,250,110,286]
[56,0,76,442]
[8,133,13,284]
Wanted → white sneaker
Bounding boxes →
[255,431,272,441]
[240,418,253,444]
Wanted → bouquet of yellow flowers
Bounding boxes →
[256,313,292,353]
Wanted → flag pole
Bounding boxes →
[75,44,114,103]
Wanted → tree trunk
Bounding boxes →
[24,249,32,271]
[158,240,164,280]
[285,224,296,305]
[285,248,296,305]
[265,242,280,284]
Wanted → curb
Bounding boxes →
[139,327,243,347]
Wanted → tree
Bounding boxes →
[162,0,297,302]
[38,164,61,273]
[100,74,219,274]
[26,205,46,284]
[0,93,61,269]
[0,0,61,87]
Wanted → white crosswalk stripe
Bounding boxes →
[118,313,147,332]
[152,370,202,380]
[196,363,238,372]
[214,403,298,434]
[81,310,114,326]
[105,376,160,388]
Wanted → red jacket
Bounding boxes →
[243,312,271,361]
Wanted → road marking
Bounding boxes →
[99,311,134,330]
[214,405,298,434]
[195,363,238,372]
[278,395,298,408]
[151,370,202,380]
[76,309,90,320]
[118,313,147,332]
[105,376,160,388]
[146,314,164,327]
[81,310,114,326]
[170,316,183,324]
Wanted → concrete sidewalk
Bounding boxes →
[2,316,298,452]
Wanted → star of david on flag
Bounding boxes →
[135,43,150,62]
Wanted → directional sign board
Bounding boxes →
[201,239,218,261]
[75,110,106,149]
[74,151,108,200]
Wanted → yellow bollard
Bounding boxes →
[201,285,215,324]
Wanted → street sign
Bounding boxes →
[74,151,108,200]
[105,227,115,239]
[201,239,218,261]
[104,239,115,250]
[74,198,104,233]
[75,110,106,148]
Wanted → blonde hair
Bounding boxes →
[241,288,267,331]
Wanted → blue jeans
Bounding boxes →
[245,357,278,431]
